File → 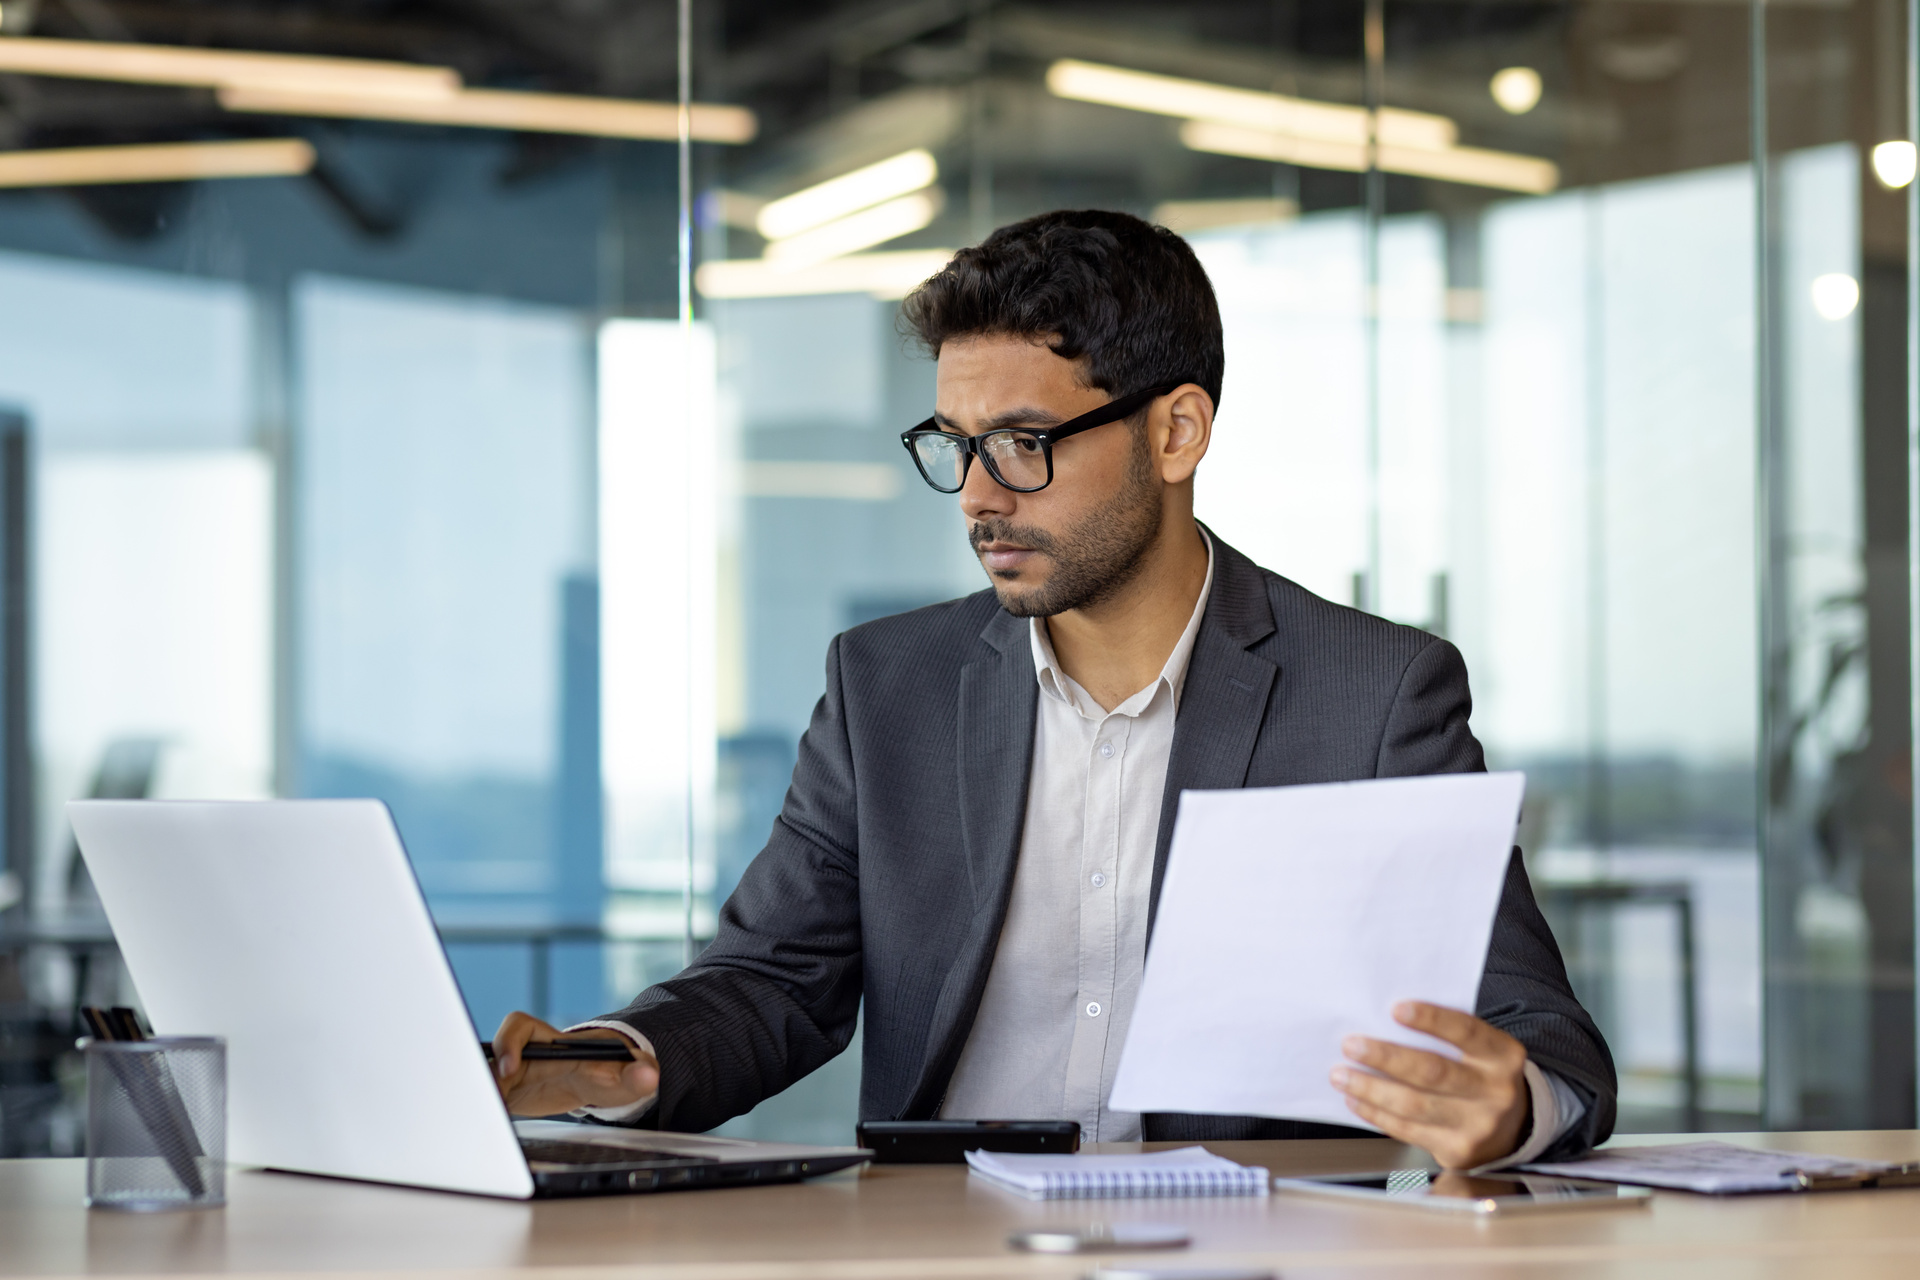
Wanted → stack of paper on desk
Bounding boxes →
[1108,773,1525,1129]
[1524,1142,1920,1194]
[964,1146,1270,1200]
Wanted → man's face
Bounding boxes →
[934,334,1163,618]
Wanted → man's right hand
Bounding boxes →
[491,1011,659,1117]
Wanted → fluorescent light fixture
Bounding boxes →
[763,189,943,269]
[220,84,757,144]
[1152,196,1298,234]
[1179,121,1368,173]
[756,149,939,240]
[0,36,756,144]
[1047,59,1456,151]
[1810,272,1860,321]
[1376,141,1557,195]
[1050,57,1555,195]
[1872,140,1916,189]
[0,34,457,98]
[695,248,954,300]
[1489,66,1543,115]
[1180,120,1558,195]
[0,138,315,188]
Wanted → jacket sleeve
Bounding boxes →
[596,635,865,1134]
[1377,636,1619,1160]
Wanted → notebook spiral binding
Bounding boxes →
[993,1166,1271,1200]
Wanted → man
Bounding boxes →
[495,210,1616,1170]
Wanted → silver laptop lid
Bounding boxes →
[69,799,535,1199]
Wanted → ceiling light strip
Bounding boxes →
[1378,141,1559,195]
[763,190,944,270]
[1047,59,1456,152]
[0,138,316,188]
[1180,122,1371,174]
[0,36,756,144]
[0,34,457,98]
[217,85,756,144]
[756,149,939,239]
[1180,121,1558,195]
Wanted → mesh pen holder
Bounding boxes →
[85,1037,226,1211]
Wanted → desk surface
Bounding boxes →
[6,1131,1920,1279]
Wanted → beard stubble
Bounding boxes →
[969,425,1163,619]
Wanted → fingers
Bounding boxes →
[1330,1045,1523,1130]
[490,1018,660,1117]
[1341,1036,1478,1096]
[1393,1002,1519,1064]
[1333,1072,1511,1170]
[1331,1062,1465,1129]
[1330,1008,1532,1170]
[1337,1094,1480,1170]
[491,1010,560,1082]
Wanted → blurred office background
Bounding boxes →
[0,0,1910,1151]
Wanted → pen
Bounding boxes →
[480,1039,637,1062]
[81,1007,208,1199]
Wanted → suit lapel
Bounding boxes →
[1148,535,1279,937]
[956,614,1040,913]
[899,608,1036,1117]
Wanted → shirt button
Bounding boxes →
[1090,872,1106,887]
[1097,741,1115,759]
[1086,1002,1102,1018]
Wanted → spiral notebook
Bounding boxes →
[964,1146,1271,1200]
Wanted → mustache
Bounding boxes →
[968,519,1059,556]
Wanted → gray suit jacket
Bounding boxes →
[607,532,1617,1159]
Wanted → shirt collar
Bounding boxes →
[1029,527,1216,719]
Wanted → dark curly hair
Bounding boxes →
[898,209,1224,409]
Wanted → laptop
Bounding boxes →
[68,798,872,1199]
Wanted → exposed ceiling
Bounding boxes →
[0,0,1870,246]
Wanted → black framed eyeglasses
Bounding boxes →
[899,382,1181,494]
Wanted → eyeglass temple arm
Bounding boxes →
[902,382,1185,446]
[1033,383,1183,445]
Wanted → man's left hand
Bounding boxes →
[1329,1001,1530,1170]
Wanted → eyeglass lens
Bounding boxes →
[910,430,1050,493]
[909,434,969,492]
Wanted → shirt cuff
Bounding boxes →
[561,1019,660,1124]
[1472,1061,1589,1172]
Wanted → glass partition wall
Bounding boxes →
[0,0,1910,1152]
[686,0,1912,1140]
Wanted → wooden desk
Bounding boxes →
[6,1132,1920,1279]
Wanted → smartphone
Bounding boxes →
[1006,1223,1190,1253]
[1272,1169,1653,1215]
[855,1119,1081,1163]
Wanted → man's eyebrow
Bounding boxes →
[931,405,1066,434]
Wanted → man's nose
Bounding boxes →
[957,446,1014,521]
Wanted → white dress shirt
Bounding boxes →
[937,540,1216,1140]
[581,531,1584,1164]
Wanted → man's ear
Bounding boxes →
[1157,384,1214,485]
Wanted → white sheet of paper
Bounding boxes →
[1107,772,1525,1129]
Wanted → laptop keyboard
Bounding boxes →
[520,1138,720,1168]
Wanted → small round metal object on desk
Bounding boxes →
[1008,1223,1192,1253]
